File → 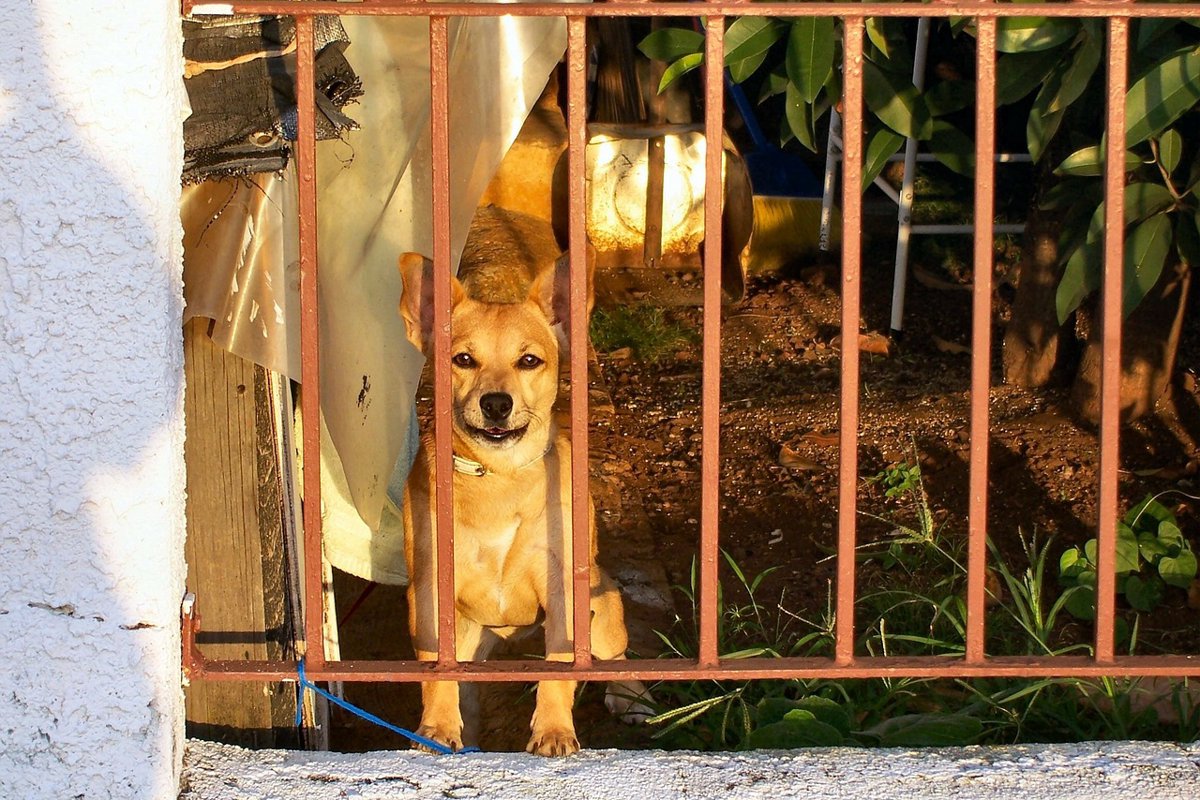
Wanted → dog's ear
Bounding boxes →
[398,252,465,354]
[530,245,594,335]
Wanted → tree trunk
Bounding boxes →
[1071,260,1193,423]
[1003,204,1072,386]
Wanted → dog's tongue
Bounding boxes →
[486,427,507,436]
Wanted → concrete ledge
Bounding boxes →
[182,739,1200,799]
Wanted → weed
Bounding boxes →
[590,305,695,363]
[647,454,1200,750]
[1059,492,1198,618]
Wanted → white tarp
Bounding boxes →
[313,14,568,583]
[183,11,570,584]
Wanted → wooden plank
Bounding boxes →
[183,318,297,747]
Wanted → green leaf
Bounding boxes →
[785,82,818,153]
[1125,573,1165,612]
[791,696,852,736]
[1126,494,1176,529]
[1047,29,1101,115]
[725,18,785,84]
[1060,546,1088,581]
[1175,210,1200,267]
[926,80,975,117]
[638,27,704,62]
[1054,146,1144,177]
[787,18,835,104]
[1159,128,1183,175]
[1117,523,1143,574]
[1027,102,1065,163]
[747,712,845,749]
[862,126,905,191]
[1157,519,1186,550]
[759,68,790,104]
[996,17,1079,54]
[864,714,983,747]
[1138,531,1169,562]
[1124,182,1177,224]
[1057,233,1101,322]
[1054,181,1176,322]
[1125,48,1200,147]
[756,697,802,727]
[864,59,933,140]
[1158,550,1198,588]
[865,17,910,66]
[658,52,704,94]
[1123,213,1173,316]
[997,48,1068,106]
[1063,583,1097,620]
[1136,19,1184,56]
[929,120,976,177]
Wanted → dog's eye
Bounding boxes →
[452,352,476,368]
[517,354,544,370]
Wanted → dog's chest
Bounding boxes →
[454,516,549,626]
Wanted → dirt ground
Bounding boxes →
[328,201,1200,755]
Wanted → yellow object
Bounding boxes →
[742,195,841,275]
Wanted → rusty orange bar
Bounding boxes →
[295,14,325,670]
[698,14,725,670]
[429,14,457,667]
[835,16,864,665]
[566,16,592,668]
[190,2,1199,21]
[965,14,996,664]
[1095,15,1130,664]
[189,653,1200,682]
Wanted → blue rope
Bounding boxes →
[294,659,479,755]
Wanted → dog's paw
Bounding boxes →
[526,727,580,757]
[413,723,464,754]
[605,679,655,724]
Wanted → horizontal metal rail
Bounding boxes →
[182,0,1200,689]
[183,1,1200,21]
[188,655,1200,683]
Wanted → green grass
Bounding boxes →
[590,305,695,363]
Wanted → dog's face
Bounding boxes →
[399,253,572,462]
[445,298,559,451]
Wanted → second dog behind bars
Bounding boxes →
[397,221,651,756]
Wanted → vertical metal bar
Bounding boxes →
[429,15,457,667]
[1096,13,1130,664]
[295,14,325,670]
[835,16,865,665]
[966,12,997,664]
[567,15,592,667]
[888,16,931,336]
[698,13,726,669]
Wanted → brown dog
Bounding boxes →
[398,247,650,756]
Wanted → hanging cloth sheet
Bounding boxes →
[182,9,571,584]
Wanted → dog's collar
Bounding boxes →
[452,442,553,477]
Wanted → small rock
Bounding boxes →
[609,346,633,363]
[985,568,1004,608]
[779,445,823,471]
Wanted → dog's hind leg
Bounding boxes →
[591,573,654,724]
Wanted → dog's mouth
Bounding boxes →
[467,423,529,444]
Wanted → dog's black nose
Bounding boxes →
[479,392,513,423]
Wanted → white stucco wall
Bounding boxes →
[183,739,1200,799]
[0,4,188,799]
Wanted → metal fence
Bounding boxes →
[181,0,1200,690]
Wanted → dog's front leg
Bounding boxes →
[528,575,580,756]
[411,588,490,752]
